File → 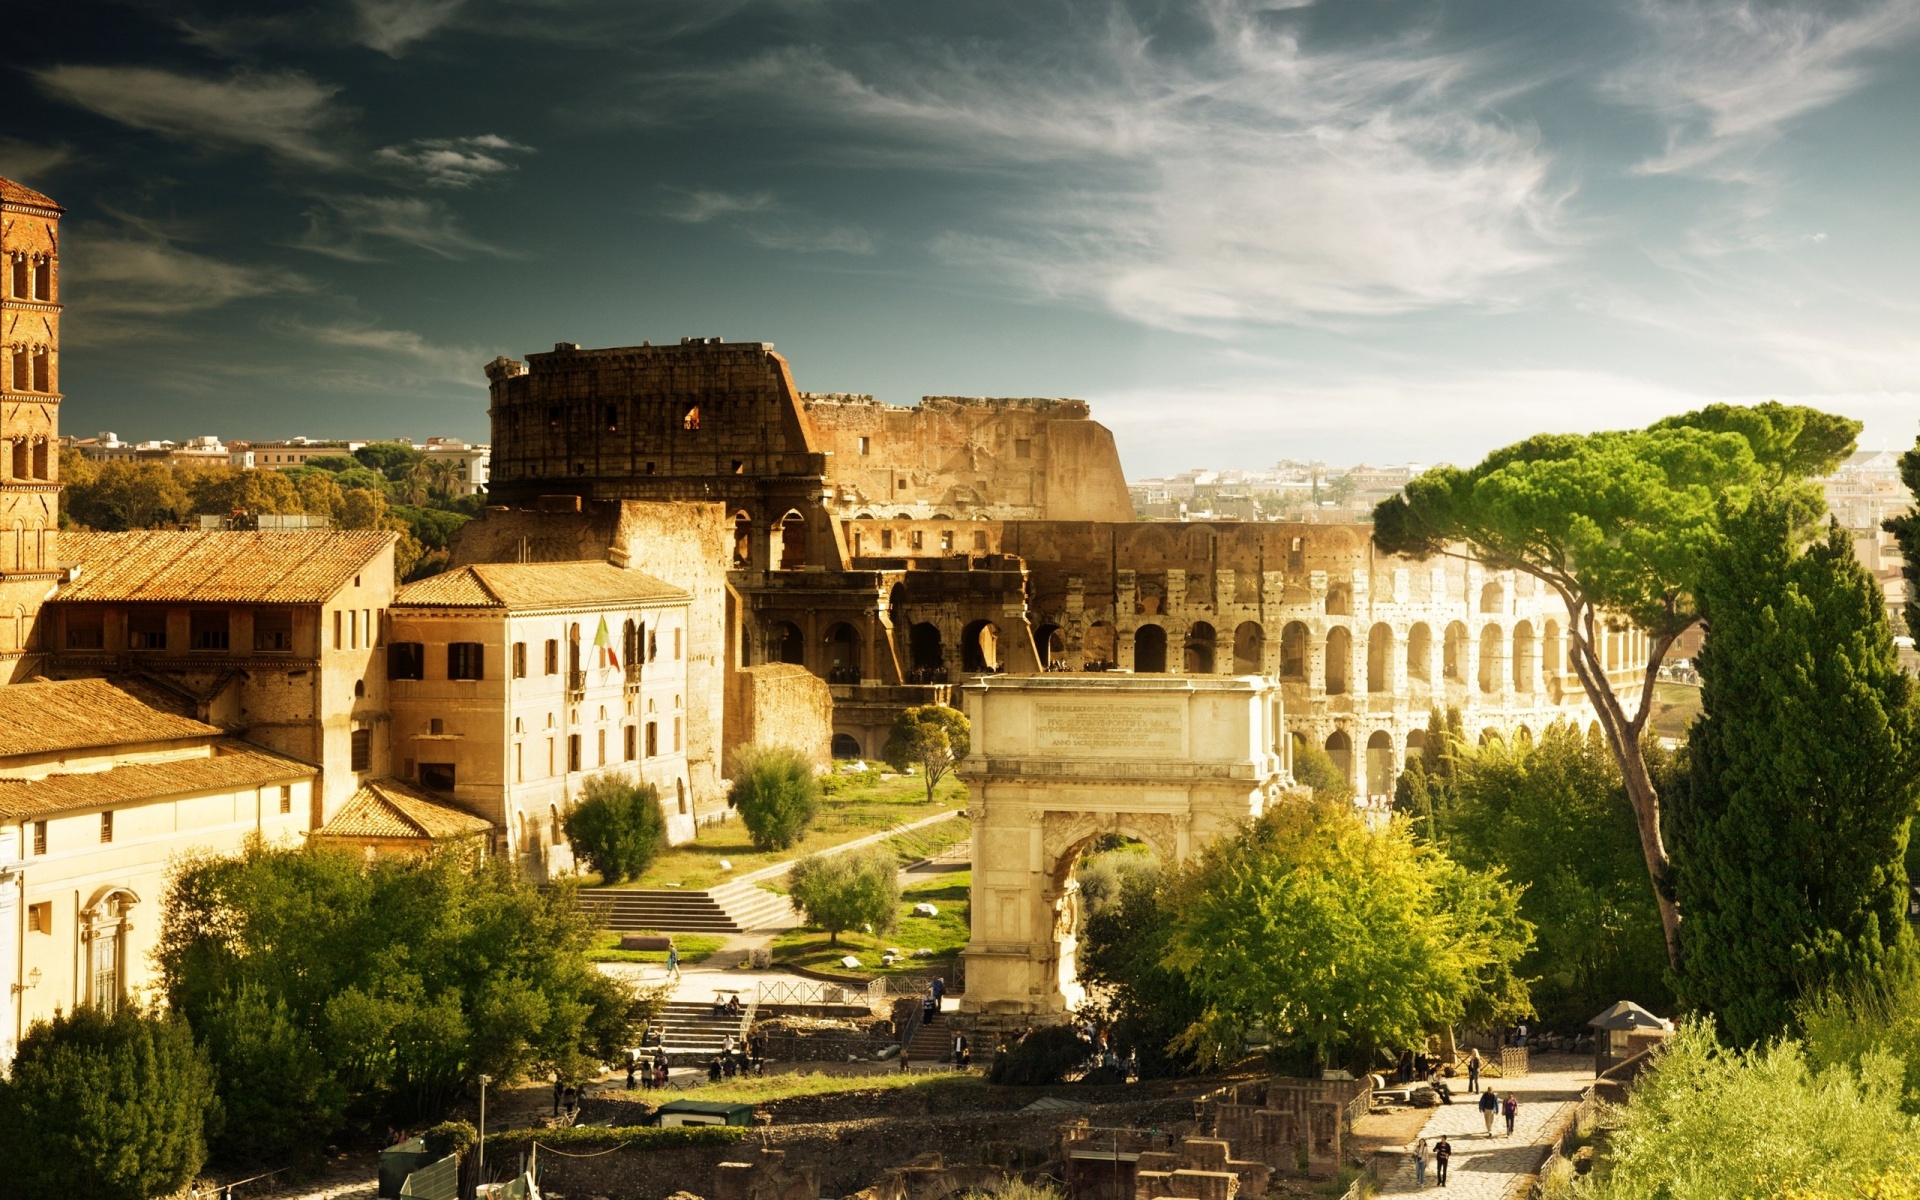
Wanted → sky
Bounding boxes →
[7,0,1920,477]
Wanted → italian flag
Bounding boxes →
[595,616,616,668]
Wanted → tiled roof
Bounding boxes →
[59,531,395,604]
[314,777,494,841]
[0,679,219,757]
[0,177,61,212]
[0,743,313,820]
[395,561,686,610]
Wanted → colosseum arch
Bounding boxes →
[1133,624,1167,673]
[1480,579,1505,614]
[1184,622,1216,674]
[1280,621,1309,679]
[1406,622,1432,683]
[1367,623,1393,693]
[1325,729,1353,783]
[1232,621,1264,674]
[1512,621,1536,693]
[770,621,804,666]
[961,619,1002,673]
[1443,621,1468,682]
[1366,730,1394,798]
[1324,626,1351,695]
[1478,624,1503,693]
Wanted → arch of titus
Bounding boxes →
[956,673,1293,1022]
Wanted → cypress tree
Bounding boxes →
[1881,436,1920,638]
[1674,500,1920,1044]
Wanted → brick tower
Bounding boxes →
[0,177,63,682]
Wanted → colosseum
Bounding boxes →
[471,337,1642,803]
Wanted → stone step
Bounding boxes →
[907,1013,951,1063]
[579,882,796,933]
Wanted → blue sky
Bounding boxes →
[8,0,1920,476]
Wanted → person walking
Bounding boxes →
[1478,1087,1499,1138]
[1413,1137,1430,1189]
[1466,1048,1481,1092]
[1434,1137,1452,1188]
[900,1044,913,1074]
[667,942,680,981]
[1503,1092,1519,1136]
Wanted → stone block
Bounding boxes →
[1166,1169,1238,1200]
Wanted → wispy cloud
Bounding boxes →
[60,227,310,343]
[0,138,76,186]
[653,4,1564,329]
[34,66,346,167]
[295,194,512,260]
[1609,0,1920,175]
[354,0,468,56]
[661,187,876,255]
[279,318,487,386]
[375,134,534,187]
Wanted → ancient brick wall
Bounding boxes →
[724,662,833,768]
[0,179,64,683]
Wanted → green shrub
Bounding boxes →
[787,848,899,944]
[199,984,345,1166]
[729,745,821,851]
[1290,743,1354,803]
[565,774,668,883]
[0,1004,218,1200]
[424,1120,477,1159]
[988,1025,1093,1086]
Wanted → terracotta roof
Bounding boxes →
[59,531,395,604]
[0,176,62,212]
[0,743,313,820]
[0,678,219,757]
[394,561,687,610]
[313,777,494,841]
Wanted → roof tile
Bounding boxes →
[0,679,219,757]
[314,777,494,841]
[59,531,395,605]
[0,743,313,820]
[394,561,686,610]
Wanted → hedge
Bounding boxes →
[487,1124,748,1153]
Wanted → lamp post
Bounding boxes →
[477,1074,493,1189]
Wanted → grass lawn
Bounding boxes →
[1649,681,1702,741]
[584,931,726,964]
[771,870,970,979]
[662,1067,986,1106]
[606,772,967,892]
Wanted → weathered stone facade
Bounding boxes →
[0,178,63,683]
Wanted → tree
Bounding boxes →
[1439,722,1671,1026]
[305,454,359,473]
[198,985,345,1166]
[0,1005,217,1200]
[1886,435,1920,638]
[786,848,899,945]
[354,441,425,478]
[1078,861,1207,1077]
[563,775,668,883]
[160,840,645,1128]
[1290,741,1354,803]
[728,744,821,851]
[62,458,190,530]
[883,704,971,803]
[1672,503,1918,1044]
[1162,799,1533,1070]
[1373,402,1859,965]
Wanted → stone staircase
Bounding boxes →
[651,1000,754,1066]
[906,1011,952,1064]
[580,881,797,934]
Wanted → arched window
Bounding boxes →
[1035,622,1064,669]
[824,622,860,681]
[1443,622,1469,682]
[1367,623,1393,693]
[1366,730,1394,797]
[1478,625,1503,693]
[731,510,753,569]
[771,621,804,665]
[773,510,807,570]
[908,622,944,679]
[683,404,701,430]
[961,620,1002,673]
[1184,622,1215,674]
[1406,622,1432,682]
[1480,580,1504,614]
[1512,621,1535,693]
[1325,730,1353,783]
[1325,585,1352,616]
[1232,621,1264,674]
[1324,626,1351,694]
[1133,624,1168,673]
[1279,621,1309,679]
[831,733,863,759]
[1083,621,1116,670]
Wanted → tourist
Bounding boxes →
[1503,1092,1519,1136]
[1466,1048,1481,1092]
[1434,1137,1452,1187]
[708,1056,722,1082]
[1515,1020,1529,1048]
[552,1076,563,1116]
[1413,1137,1429,1188]
[667,942,680,981]
[1432,1077,1453,1105]
[625,1059,637,1091]
[657,1059,670,1089]
[900,1044,913,1074]
[931,976,946,1004]
[1478,1087,1499,1137]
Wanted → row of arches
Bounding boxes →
[1318,721,1566,796]
[764,617,1005,683]
[1281,619,1564,696]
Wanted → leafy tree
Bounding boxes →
[728,744,821,851]
[0,1004,218,1200]
[392,503,474,550]
[1392,708,1465,843]
[883,704,971,803]
[1672,503,1918,1044]
[198,984,344,1166]
[786,848,899,945]
[339,486,392,530]
[1440,721,1671,1026]
[1290,741,1354,803]
[354,441,425,478]
[305,454,359,473]
[160,840,646,1129]
[1373,402,1859,965]
[61,457,191,530]
[1162,799,1533,1070]
[186,466,306,519]
[335,465,392,492]
[1803,968,1920,1114]
[1886,435,1920,637]
[563,775,668,883]
[1078,861,1206,1077]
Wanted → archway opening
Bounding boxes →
[1367,623,1393,694]
[1480,580,1504,614]
[824,621,860,682]
[1184,621,1216,674]
[1478,625,1503,693]
[731,510,753,569]
[1035,622,1065,670]
[831,732,864,759]
[1407,623,1432,683]
[774,510,808,570]
[1325,626,1351,695]
[1280,621,1308,679]
[1512,621,1536,693]
[1443,621,1468,682]
[908,622,945,681]
[1233,621,1264,674]
[1325,730,1353,785]
[1083,621,1116,671]
[1060,832,1163,1017]
[772,621,804,665]
[1133,624,1167,673]
[1326,585,1352,616]
[961,619,1002,673]
[1366,730,1394,798]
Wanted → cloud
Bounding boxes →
[354,0,468,55]
[59,230,310,342]
[375,134,534,187]
[295,194,512,260]
[34,65,345,167]
[1610,0,1920,174]
[661,188,876,254]
[279,319,487,386]
[0,139,76,187]
[653,4,1564,328]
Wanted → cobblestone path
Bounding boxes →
[1378,1055,1591,1198]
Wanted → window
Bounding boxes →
[544,639,559,674]
[683,404,700,430]
[27,902,50,934]
[547,405,562,429]
[567,734,582,772]
[333,610,343,650]
[597,728,606,766]
[189,609,230,651]
[128,609,167,650]
[389,642,426,680]
[881,529,894,551]
[624,725,637,760]
[65,608,104,649]
[895,478,906,491]
[448,642,485,680]
[429,718,444,735]
[858,436,870,455]
[912,530,924,550]
[648,630,658,662]
[646,722,658,757]
[673,717,682,752]
[100,811,114,843]
[8,256,23,298]
[34,259,50,301]
[31,348,48,392]
[605,404,619,431]
[512,641,527,678]
[515,742,524,782]
[673,628,682,659]
[254,608,293,652]
[940,531,953,552]
[349,609,359,650]
[351,728,371,772]
[278,785,292,815]
[973,530,988,552]
[420,762,456,791]
[32,819,46,855]
[1015,438,1032,459]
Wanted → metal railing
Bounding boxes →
[754,977,888,1008]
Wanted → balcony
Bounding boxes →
[566,668,587,700]
[624,664,643,695]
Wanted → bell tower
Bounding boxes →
[0,177,63,682]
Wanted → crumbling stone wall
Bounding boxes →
[725,663,832,768]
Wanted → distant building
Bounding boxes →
[237,438,367,469]
[0,678,315,1061]
[421,437,491,496]
[1819,449,1913,633]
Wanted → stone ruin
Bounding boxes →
[1207,1076,1370,1178]
[1134,1137,1271,1200]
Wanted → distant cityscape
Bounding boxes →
[63,431,491,495]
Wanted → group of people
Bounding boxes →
[625,1051,671,1091]
[1407,1087,1523,1189]
[707,1032,767,1082]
